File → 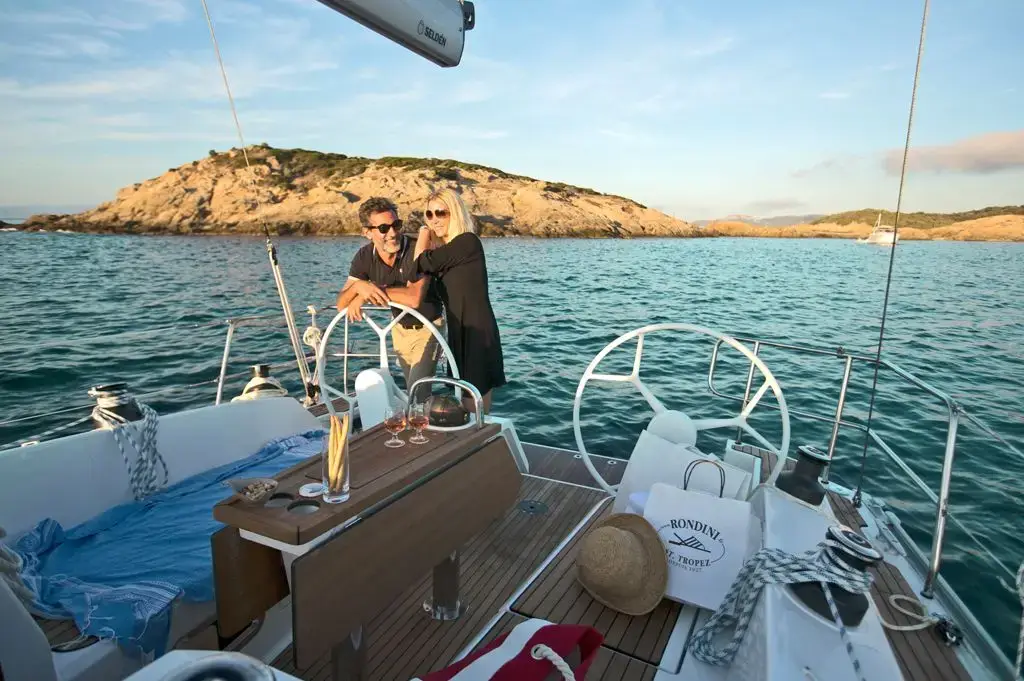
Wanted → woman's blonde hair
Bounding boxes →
[427,188,476,242]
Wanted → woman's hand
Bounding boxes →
[414,225,435,258]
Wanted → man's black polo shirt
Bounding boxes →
[348,234,443,328]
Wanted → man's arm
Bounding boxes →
[336,276,363,310]
[384,276,429,309]
[336,276,388,310]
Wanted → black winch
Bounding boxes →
[776,444,831,506]
[789,525,882,627]
[88,383,143,428]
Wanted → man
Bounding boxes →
[337,197,445,401]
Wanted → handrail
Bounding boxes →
[213,306,387,405]
[408,377,484,431]
[214,302,456,411]
[4,319,227,352]
[705,334,1022,599]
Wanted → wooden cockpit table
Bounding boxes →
[212,420,522,680]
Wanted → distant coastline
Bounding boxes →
[11,218,1024,242]
[9,146,1024,242]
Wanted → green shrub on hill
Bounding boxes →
[202,145,652,209]
[812,205,1024,229]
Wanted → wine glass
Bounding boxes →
[383,405,407,448]
[408,402,429,444]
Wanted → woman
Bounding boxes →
[414,188,506,413]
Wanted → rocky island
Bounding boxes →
[18,146,700,238]
[16,145,1024,241]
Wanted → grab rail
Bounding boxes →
[213,305,389,406]
[706,335,1023,599]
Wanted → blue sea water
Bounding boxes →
[1,231,1022,659]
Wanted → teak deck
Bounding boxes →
[271,460,609,680]
[511,505,680,668]
[289,434,522,670]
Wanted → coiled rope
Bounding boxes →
[879,594,940,632]
[689,539,872,681]
[88,386,169,501]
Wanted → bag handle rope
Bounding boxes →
[682,458,726,498]
[530,644,575,681]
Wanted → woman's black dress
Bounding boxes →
[415,232,506,397]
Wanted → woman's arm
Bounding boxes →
[415,232,481,275]
[414,226,435,259]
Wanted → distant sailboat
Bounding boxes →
[857,212,899,245]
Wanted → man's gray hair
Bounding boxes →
[358,196,399,227]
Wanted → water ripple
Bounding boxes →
[1,232,1023,658]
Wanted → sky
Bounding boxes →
[1,0,1022,221]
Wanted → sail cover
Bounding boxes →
[315,0,472,67]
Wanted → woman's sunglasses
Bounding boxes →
[425,209,449,220]
[369,219,402,234]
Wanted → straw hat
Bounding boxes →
[575,513,668,616]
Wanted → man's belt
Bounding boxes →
[400,317,442,331]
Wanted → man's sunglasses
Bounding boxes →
[425,209,449,220]
[368,220,403,234]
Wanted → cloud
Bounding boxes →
[0,34,116,59]
[790,154,867,179]
[594,122,658,146]
[0,0,188,32]
[683,35,736,59]
[126,0,188,22]
[0,102,235,148]
[98,130,236,142]
[452,81,499,104]
[0,49,338,102]
[885,130,1024,175]
[351,86,424,107]
[745,198,805,214]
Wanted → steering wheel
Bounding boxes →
[314,301,462,422]
[572,323,791,496]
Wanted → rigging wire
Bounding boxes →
[852,0,930,507]
[198,0,316,401]
[199,0,269,240]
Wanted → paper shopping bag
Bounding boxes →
[615,430,753,513]
[642,482,754,611]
